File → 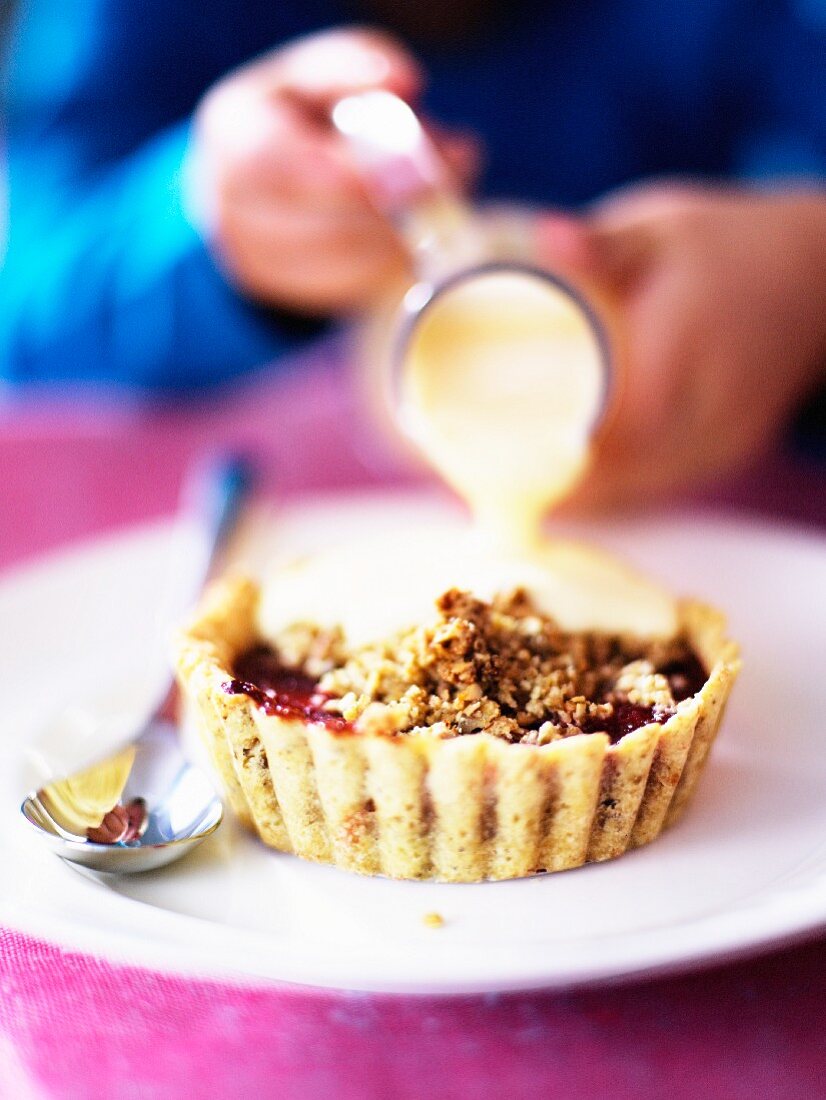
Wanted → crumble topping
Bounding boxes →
[255,588,705,745]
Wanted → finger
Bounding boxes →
[224,196,402,251]
[537,211,658,296]
[264,28,423,108]
[590,179,712,227]
[238,240,408,314]
[585,222,659,293]
[428,127,484,192]
[217,205,409,310]
[535,212,596,273]
[226,129,376,210]
[598,271,691,459]
[267,29,428,218]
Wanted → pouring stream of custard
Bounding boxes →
[399,269,606,551]
[260,268,677,644]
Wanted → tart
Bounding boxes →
[174,571,740,883]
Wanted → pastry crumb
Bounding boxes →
[422,911,445,929]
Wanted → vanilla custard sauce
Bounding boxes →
[400,269,605,550]
[258,268,679,646]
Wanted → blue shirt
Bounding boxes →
[2,0,824,390]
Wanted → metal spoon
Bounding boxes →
[20,453,252,873]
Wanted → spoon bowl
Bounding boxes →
[21,717,223,872]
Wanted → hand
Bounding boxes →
[188,29,479,316]
[538,184,826,510]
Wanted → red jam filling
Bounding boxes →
[581,702,666,744]
[661,653,707,702]
[224,646,352,732]
[580,656,707,743]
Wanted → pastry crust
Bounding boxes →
[175,574,740,882]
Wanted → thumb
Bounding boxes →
[271,28,423,109]
[429,126,483,192]
[536,212,654,294]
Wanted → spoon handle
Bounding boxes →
[188,448,255,585]
[182,451,255,593]
[153,452,255,720]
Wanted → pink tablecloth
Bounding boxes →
[2,346,825,1099]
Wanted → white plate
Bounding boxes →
[2,493,826,995]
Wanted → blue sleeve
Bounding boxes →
[0,0,326,391]
[723,0,826,181]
